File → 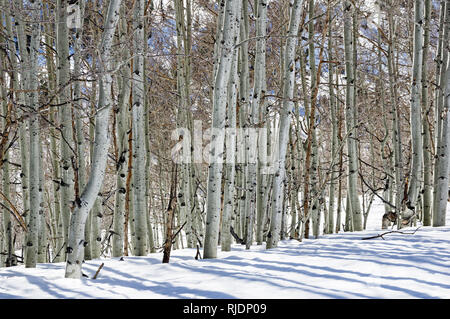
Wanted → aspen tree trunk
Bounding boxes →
[327,7,337,234]
[24,0,42,268]
[65,0,122,278]
[0,7,16,267]
[343,0,362,231]
[0,59,13,267]
[88,98,103,259]
[421,0,433,226]
[203,0,241,259]
[131,0,148,256]
[311,133,320,238]
[432,0,450,227]
[405,0,424,215]
[245,0,268,249]
[144,95,156,253]
[38,139,47,263]
[40,4,64,261]
[162,164,177,263]
[70,0,89,260]
[266,0,303,249]
[377,16,392,217]
[387,3,404,224]
[184,0,194,250]
[112,11,131,257]
[435,0,448,151]
[57,0,75,247]
[254,0,268,246]
[238,0,250,242]
[174,0,192,250]
[0,2,5,268]
[221,49,239,252]
[144,2,156,254]
[431,0,447,225]
[289,130,297,239]
[432,55,450,227]
[298,44,310,238]
[335,76,344,233]
[307,0,320,239]
[12,0,31,254]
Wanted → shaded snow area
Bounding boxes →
[0,199,449,299]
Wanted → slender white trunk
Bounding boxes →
[131,0,148,256]
[422,0,433,225]
[65,0,122,278]
[203,0,241,258]
[266,0,304,249]
[406,0,424,214]
[24,0,42,267]
[57,0,75,248]
[112,12,130,257]
[221,47,239,252]
[327,10,337,234]
[343,0,362,231]
[433,3,450,226]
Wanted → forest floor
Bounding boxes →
[0,198,449,298]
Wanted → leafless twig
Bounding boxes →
[362,227,421,240]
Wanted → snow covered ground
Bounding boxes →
[1,198,449,298]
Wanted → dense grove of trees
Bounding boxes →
[0,0,448,278]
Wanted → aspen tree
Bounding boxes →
[405,0,424,217]
[131,0,148,256]
[203,0,241,258]
[57,0,75,247]
[70,0,89,260]
[253,0,268,247]
[432,0,450,227]
[0,4,16,267]
[266,0,304,249]
[238,0,250,242]
[327,0,337,234]
[65,0,122,278]
[421,0,433,226]
[221,45,239,252]
[386,1,405,225]
[40,1,64,262]
[37,139,47,263]
[89,112,103,259]
[0,55,12,267]
[12,0,31,254]
[343,0,362,231]
[24,0,42,268]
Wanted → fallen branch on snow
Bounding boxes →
[362,227,421,240]
[92,263,105,280]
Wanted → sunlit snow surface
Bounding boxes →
[1,198,449,298]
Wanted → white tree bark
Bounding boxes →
[57,0,75,247]
[266,0,304,249]
[131,0,148,256]
[432,56,450,227]
[343,0,362,231]
[203,0,241,259]
[24,0,42,268]
[327,8,337,234]
[406,0,424,214]
[421,0,433,226]
[112,11,131,257]
[432,1,450,227]
[221,44,239,252]
[65,0,122,278]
